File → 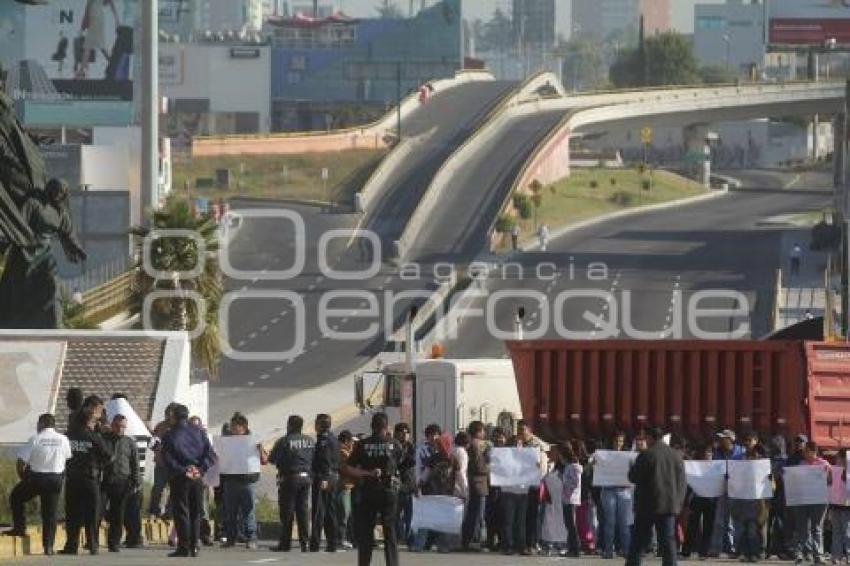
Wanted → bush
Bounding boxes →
[609,190,636,206]
[610,177,617,186]
[0,458,39,525]
[255,494,279,522]
[495,214,516,233]
[512,193,533,219]
[589,179,599,189]
[642,179,652,191]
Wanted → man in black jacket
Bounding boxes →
[59,405,114,556]
[160,404,215,558]
[102,414,139,553]
[268,415,314,552]
[310,413,340,552]
[626,426,687,566]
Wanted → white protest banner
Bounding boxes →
[203,461,220,488]
[105,398,151,438]
[213,435,261,475]
[684,460,726,498]
[592,450,637,487]
[728,459,773,500]
[784,465,829,506]
[831,466,849,505]
[490,447,542,487]
[411,495,464,535]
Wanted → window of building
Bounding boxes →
[696,16,725,30]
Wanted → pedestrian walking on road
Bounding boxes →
[160,404,216,558]
[310,413,340,552]
[537,224,550,251]
[511,225,520,251]
[344,412,403,566]
[269,415,315,553]
[626,426,687,566]
[4,414,72,556]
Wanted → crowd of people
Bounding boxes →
[5,391,850,566]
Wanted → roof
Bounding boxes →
[56,338,166,430]
[267,13,357,28]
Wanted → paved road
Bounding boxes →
[365,80,517,253]
[408,109,564,263]
[440,174,833,358]
[208,81,522,428]
[12,545,794,565]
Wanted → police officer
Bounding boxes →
[310,413,340,552]
[268,414,314,552]
[59,405,113,556]
[344,412,403,566]
[3,413,72,556]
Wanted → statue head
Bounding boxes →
[45,178,69,207]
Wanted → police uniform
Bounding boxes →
[61,420,113,555]
[310,429,340,552]
[348,433,403,566]
[269,431,315,551]
[9,427,72,554]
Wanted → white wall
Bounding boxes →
[160,42,271,133]
[94,127,142,224]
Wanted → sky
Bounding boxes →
[334,0,723,38]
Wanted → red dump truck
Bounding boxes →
[506,340,850,448]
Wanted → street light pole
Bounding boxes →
[396,61,402,141]
[141,0,159,225]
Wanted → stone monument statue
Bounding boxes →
[0,89,87,328]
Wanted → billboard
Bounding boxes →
[0,1,139,125]
[768,0,850,45]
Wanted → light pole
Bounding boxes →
[141,0,159,225]
[722,33,732,73]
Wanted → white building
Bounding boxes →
[160,42,272,136]
[195,0,265,32]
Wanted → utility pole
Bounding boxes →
[839,80,850,336]
[396,61,402,141]
[141,0,159,225]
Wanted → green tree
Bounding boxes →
[130,198,223,377]
[557,38,608,91]
[610,32,699,88]
[699,64,737,85]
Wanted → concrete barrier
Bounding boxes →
[392,71,564,261]
[0,518,188,560]
[191,69,494,158]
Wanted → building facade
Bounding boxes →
[694,0,766,74]
[572,0,670,39]
[512,0,556,48]
[160,41,272,136]
[269,0,462,131]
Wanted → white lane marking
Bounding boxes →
[384,276,393,285]
[241,285,249,291]
[249,332,257,339]
[271,317,280,324]
[280,310,287,316]
[310,340,319,347]
[341,318,349,323]
[247,381,255,387]
[308,284,316,291]
[261,325,269,332]
[316,276,324,283]
[252,278,258,284]
[331,325,339,331]
[260,374,270,380]
[238,340,247,348]
[249,559,279,564]
[274,366,283,373]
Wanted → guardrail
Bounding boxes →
[191,69,495,157]
[80,269,134,323]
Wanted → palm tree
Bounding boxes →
[130,198,223,378]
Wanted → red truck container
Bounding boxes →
[506,340,850,447]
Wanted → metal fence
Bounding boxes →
[59,255,133,294]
